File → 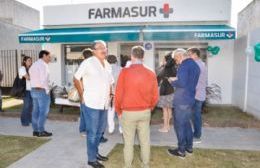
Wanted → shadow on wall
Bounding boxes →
[206,83,222,104]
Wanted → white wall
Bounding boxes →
[108,42,120,62]
[247,28,260,118]
[0,0,39,29]
[232,36,247,109]
[43,0,231,27]
[43,44,62,86]
[208,40,234,104]
[232,28,260,119]
[143,42,155,71]
[237,0,260,38]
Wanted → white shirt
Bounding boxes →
[125,60,132,68]
[195,59,207,101]
[110,63,122,93]
[29,59,50,94]
[18,66,31,91]
[74,56,114,110]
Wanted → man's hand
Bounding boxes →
[80,95,84,104]
[110,93,114,99]
[168,77,177,83]
[74,77,84,103]
[118,114,122,120]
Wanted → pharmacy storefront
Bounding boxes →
[19,0,236,104]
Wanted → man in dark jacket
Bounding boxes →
[167,48,200,159]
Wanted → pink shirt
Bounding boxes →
[29,59,50,93]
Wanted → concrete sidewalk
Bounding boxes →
[1,117,260,168]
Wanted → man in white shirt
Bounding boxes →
[29,50,52,137]
[74,40,113,168]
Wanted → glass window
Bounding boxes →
[64,44,92,87]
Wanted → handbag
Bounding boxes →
[68,87,80,102]
[10,74,26,98]
[159,78,174,96]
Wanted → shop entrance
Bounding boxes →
[120,43,142,67]
[154,42,208,74]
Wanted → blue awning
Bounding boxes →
[19,26,141,43]
[19,25,236,43]
[143,25,236,41]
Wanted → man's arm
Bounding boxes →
[151,74,159,109]
[74,61,88,103]
[171,65,188,88]
[38,63,49,91]
[115,70,124,116]
[74,78,84,103]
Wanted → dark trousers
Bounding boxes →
[21,91,33,126]
[173,104,193,153]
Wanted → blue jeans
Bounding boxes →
[21,91,33,126]
[31,89,50,132]
[192,100,204,138]
[79,103,86,133]
[173,104,193,153]
[83,105,107,162]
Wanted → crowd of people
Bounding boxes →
[73,40,207,168]
[0,39,207,168]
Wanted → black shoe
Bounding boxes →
[38,131,52,137]
[100,136,108,143]
[185,148,193,155]
[97,153,109,161]
[167,148,185,159]
[88,161,105,168]
[33,131,39,136]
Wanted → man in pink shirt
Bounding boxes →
[29,50,52,137]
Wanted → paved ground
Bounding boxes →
[2,98,22,109]
[1,117,260,168]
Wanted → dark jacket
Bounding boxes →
[171,58,200,106]
[157,59,177,95]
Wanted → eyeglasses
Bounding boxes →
[94,47,107,51]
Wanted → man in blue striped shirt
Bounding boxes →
[188,47,208,144]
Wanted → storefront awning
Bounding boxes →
[19,26,141,43]
[143,25,236,41]
[19,25,236,43]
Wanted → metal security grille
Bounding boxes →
[0,49,40,87]
[0,50,18,87]
[20,50,39,63]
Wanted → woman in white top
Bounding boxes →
[19,56,32,126]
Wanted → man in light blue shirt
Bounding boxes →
[187,47,207,143]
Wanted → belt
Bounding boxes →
[32,87,45,90]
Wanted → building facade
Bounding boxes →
[0,0,41,87]
[19,0,236,105]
